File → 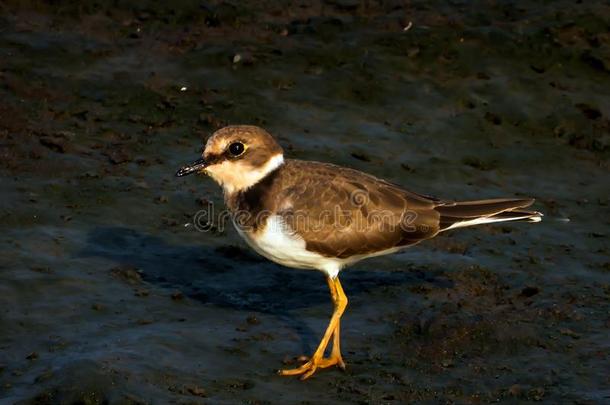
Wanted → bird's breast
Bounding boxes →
[232,214,341,276]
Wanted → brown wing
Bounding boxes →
[277,160,446,259]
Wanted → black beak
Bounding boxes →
[176,157,207,177]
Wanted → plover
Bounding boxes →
[176,125,542,379]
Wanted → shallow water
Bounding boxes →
[1,1,609,403]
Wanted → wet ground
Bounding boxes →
[0,1,609,403]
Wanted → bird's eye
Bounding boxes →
[228,142,245,156]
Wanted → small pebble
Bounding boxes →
[134,288,150,297]
[186,384,206,397]
[26,352,39,360]
[508,384,522,397]
[528,387,545,401]
[520,286,540,297]
[246,315,260,325]
[137,319,153,325]
[110,265,143,285]
[560,328,581,339]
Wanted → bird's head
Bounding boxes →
[176,125,284,194]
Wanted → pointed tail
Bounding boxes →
[436,198,542,232]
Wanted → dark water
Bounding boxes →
[1,1,609,403]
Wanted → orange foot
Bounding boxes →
[278,353,345,380]
[279,276,348,380]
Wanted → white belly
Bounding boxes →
[233,215,342,278]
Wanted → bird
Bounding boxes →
[176,125,542,380]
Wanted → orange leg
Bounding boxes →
[279,276,348,379]
[322,276,345,370]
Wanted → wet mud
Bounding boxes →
[0,1,609,404]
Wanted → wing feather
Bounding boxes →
[277,160,442,259]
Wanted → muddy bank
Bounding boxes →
[0,1,609,404]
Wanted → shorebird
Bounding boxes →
[176,125,542,379]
